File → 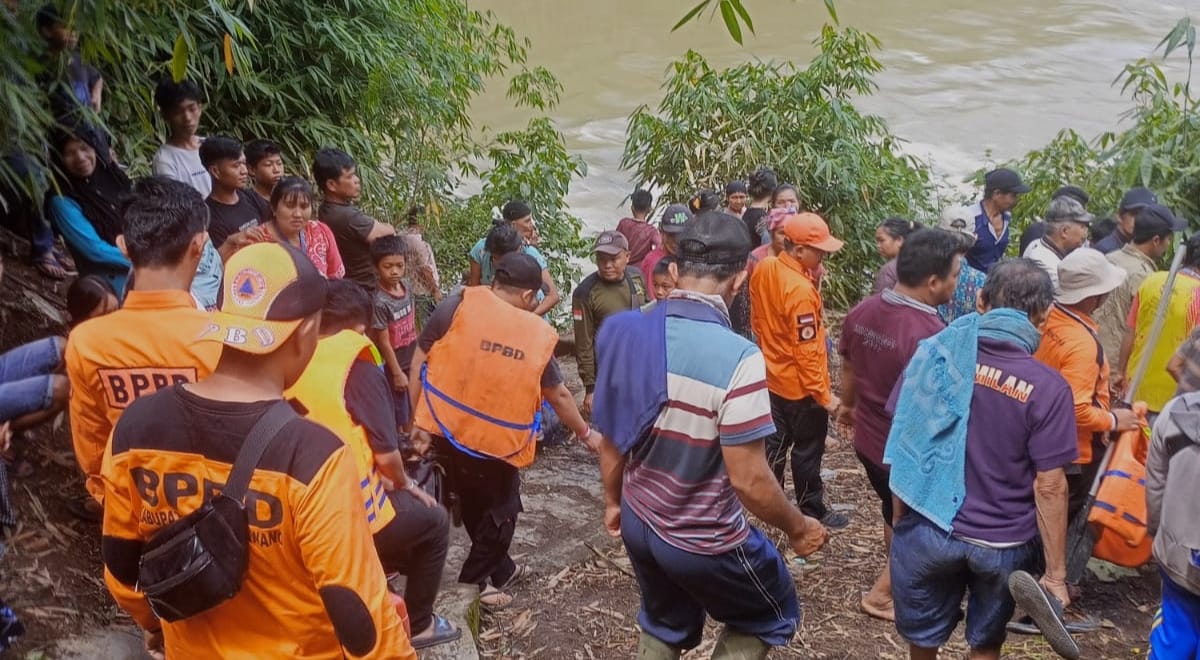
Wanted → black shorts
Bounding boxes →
[856,451,893,527]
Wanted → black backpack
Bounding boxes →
[136,401,296,622]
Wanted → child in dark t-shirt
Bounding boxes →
[369,236,418,431]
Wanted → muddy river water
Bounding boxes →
[471,0,1200,229]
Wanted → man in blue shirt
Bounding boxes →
[965,168,1030,272]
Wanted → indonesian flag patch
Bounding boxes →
[797,313,817,342]
[573,308,583,322]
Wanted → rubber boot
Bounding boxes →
[637,631,682,660]
[711,630,769,660]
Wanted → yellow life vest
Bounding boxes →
[414,287,558,468]
[285,329,396,533]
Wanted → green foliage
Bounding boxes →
[992,17,1200,242]
[673,0,840,43]
[623,19,933,309]
[2,0,588,324]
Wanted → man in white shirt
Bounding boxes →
[1022,196,1092,288]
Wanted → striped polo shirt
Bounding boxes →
[623,293,776,555]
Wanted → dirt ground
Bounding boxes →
[476,441,1161,659]
[0,233,1162,658]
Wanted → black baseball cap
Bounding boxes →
[494,252,543,292]
[676,211,752,265]
[1120,186,1158,213]
[660,204,694,235]
[725,180,748,195]
[1051,185,1089,209]
[1132,203,1187,242]
[984,168,1031,194]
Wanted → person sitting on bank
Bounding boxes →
[885,258,1080,660]
[285,279,457,650]
[408,252,600,611]
[103,241,413,658]
[572,231,648,416]
[263,176,344,279]
[45,131,131,294]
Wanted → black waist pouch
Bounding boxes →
[135,402,295,622]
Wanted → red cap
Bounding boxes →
[783,213,843,253]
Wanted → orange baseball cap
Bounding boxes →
[783,213,843,253]
[197,242,328,354]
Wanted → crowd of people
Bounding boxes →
[0,5,1197,659]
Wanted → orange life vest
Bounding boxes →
[1088,425,1154,568]
[414,287,558,468]
[285,330,397,534]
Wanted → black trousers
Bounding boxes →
[373,489,450,634]
[435,436,522,589]
[766,393,829,519]
[1066,435,1105,522]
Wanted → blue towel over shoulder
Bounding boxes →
[592,303,669,454]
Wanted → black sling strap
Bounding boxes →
[222,401,297,501]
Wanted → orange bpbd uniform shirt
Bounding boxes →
[101,389,413,659]
[65,290,221,501]
[748,253,832,406]
[1033,303,1111,463]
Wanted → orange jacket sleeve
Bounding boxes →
[100,434,158,631]
[65,338,111,502]
[293,446,415,659]
[786,285,832,408]
[1057,342,1112,435]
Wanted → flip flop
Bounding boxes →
[31,254,68,280]
[411,614,461,650]
[1008,571,1080,659]
[1008,615,1104,635]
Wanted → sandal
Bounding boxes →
[411,613,461,650]
[66,495,103,523]
[51,246,76,273]
[494,562,529,592]
[1008,570,1080,659]
[478,586,514,613]
[31,253,69,280]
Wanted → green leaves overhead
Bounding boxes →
[672,0,756,45]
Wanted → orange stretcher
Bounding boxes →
[1086,423,1153,569]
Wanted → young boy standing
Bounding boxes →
[199,136,270,251]
[370,236,418,432]
[150,77,223,308]
[151,78,209,196]
[313,148,395,288]
[245,139,284,203]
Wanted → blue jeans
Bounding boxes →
[0,337,62,422]
[621,505,799,649]
[890,512,1037,650]
[1150,570,1200,659]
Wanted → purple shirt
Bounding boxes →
[839,291,944,465]
[952,338,1078,543]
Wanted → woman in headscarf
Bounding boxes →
[45,131,131,295]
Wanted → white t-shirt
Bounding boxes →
[152,141,211,197]
[1022,238,1064,289]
